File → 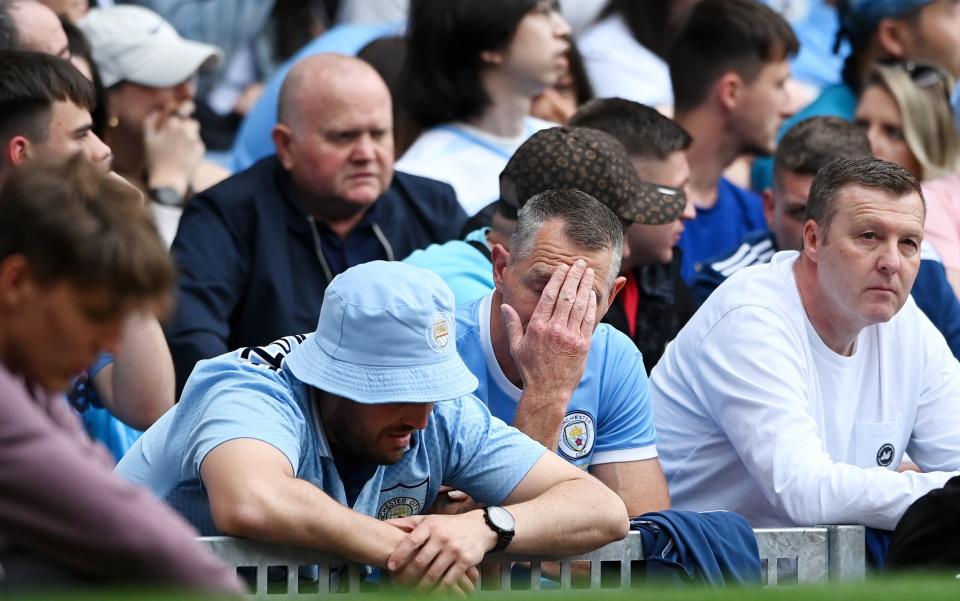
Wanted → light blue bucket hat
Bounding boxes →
[285,261,479,404]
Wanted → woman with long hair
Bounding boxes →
[397,0,571,217]
[854,61,960,297]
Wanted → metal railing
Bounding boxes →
[201,525,865,596]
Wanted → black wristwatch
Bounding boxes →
[148,186,184,207]
[483,506,515,553]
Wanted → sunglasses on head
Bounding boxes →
[880,60,953,107]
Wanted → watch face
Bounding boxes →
[487,506,515,531]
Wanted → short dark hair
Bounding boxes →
[805,157,924,236]
[0,156,174,312]
[774,117,872,184]
[568,98,692,161]
[61,16,108,138]
[0,0,19,51]
[402,0,537,127]
[0,49,95,147]
[668,0,798,113]
[511,188,624,284]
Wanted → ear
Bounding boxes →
[6,136,30,167]
[0,254,36,312]
[801,219,822,262]
[716,71,743,113]
[875,18,910,59]
[272,124,295,171]
[479,49,504,67]
[606,276,627,307]
[491,243,510,291]
[762,188,776,226]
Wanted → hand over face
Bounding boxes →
[501,259,596,399]
[144,101,205,194]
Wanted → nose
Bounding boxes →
[553,11,572,38]
[401,402,433,430]
[173,78,196,103]
[87,132,113,169]
[681,196,697,221]
[865,126,884,159]
[350,133,376,162]
[876,240,901,275]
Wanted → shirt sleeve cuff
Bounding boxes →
[591,445,658,465]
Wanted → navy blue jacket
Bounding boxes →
[630,510,761,586]
[166,156,467,393]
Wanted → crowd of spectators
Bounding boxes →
[3,0,960,593]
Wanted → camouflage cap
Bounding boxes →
[498,126,686,225]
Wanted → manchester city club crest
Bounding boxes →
[378,496,422,520]
[426,312,452,352]
[377,478,429,520]
[559,411,595,460]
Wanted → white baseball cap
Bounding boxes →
[79,5,223,88]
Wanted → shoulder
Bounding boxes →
[181,335,307,409]
[405,238,484,268]
[592,323,639,356]
[454,296,485,341]
[197,156,285,204]
[689,252,804,343]
[589,323,644,376]
[388,171,460,208]
[701,231,778,279]
[397,128,463,165]
[718,178,762,204]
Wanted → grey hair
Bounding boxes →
[510,189,624,286]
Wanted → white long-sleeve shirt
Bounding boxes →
[651,251,960,530]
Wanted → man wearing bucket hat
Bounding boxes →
[117,261,629,594]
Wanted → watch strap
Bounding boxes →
[148,186,184,208]
[483,506,515,553]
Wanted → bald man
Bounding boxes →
[0,0,70,57]
[166,54,467,393]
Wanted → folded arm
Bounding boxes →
[703,307,959,530]
[202,438,408,567]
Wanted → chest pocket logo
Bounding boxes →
[559,411,595,460]
[854,419,900,469]
[876,443,895,467]
[377,478,429,520]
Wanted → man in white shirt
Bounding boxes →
[650,156,960,530]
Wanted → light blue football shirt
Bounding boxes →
[116,335,546,534]
[455,294,658,470]
[403,228,494,305]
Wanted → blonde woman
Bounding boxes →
[854,62,960,297]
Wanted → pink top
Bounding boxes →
[0,364,242,593]
[922,174,960,271]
